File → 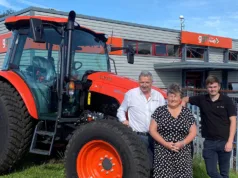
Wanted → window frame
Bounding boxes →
[228,51,238,62]
[228,82,238,91]
[186,45,205,60]
[137,41,153,55]
[154,43,168,56]
[123,39,181,58]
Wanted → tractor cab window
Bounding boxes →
[11,28,61,82]
[71,30,109,80]
[9,28,61,115]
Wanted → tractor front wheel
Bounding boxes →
[0,81,34,174]
[65,119,150,178]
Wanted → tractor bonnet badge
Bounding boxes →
[100,75,112,81]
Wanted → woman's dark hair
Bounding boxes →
[167,83,183,98]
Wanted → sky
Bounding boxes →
[0,0,238,39]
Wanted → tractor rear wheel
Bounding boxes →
[0,81,34,174]
[65,119,150,178]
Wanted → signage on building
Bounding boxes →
[0,32,12,53]
[181,31,232,49]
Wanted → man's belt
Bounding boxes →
[136,132,149,136]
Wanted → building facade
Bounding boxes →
[0,7,238,90]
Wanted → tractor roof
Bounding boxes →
[4,16,106,41]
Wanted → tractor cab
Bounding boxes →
[2,12,134,120]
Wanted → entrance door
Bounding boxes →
[185,71,203,88]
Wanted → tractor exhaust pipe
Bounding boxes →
[65,10,76,79]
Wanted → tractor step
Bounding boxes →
[36,130,55,136]
[58,117,79,123]
[30,149,51,156]
[29,120,58,156]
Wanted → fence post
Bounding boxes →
[236,103,238,172]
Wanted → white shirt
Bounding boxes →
[117,87,165,132]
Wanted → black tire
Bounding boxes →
[0,81,34,174]
[65,119,150,178]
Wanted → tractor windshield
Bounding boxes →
[70,29,109,80]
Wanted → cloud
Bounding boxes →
[227,12,238,19]
[16,0,48,9]
[0,0,22,10]
[178,0,209,7]
[204,19,220,28]
[190,17,203,21]
[207,16,221,20]
[185,15,238,38]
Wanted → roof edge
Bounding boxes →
[0,6,33,22]
[154,62,238,70]
[1,6,238,41]
[0,6,180,33]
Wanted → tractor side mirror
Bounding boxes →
[30,18,45,43]
[127,45,134,64]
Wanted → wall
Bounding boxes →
[209,48,224,63]
[34,11,180,44]
[33,10,181,88]
[209,70,222,81]
[232,40,238,51]
[110,55,182,88]
[228,71,238,82]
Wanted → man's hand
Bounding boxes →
[225,141,233,152]
[181,96,189,107]
[122,120,129,126]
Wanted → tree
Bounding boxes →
[0,9,15,18]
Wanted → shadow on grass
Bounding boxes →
[4,149,65,176]
[193,156,209,178]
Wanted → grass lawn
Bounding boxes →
[193,156,238,178]
[0,154,237,178]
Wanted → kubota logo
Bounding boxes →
[198,35,219,44]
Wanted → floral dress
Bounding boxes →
[151,105,195,178]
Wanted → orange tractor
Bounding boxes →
[0,10,166,177]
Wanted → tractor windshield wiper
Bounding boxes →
[42,23,63,35]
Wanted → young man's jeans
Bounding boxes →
[202,139,232,178]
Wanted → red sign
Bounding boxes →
[106,37,123,55]
[0,32,12,53]
[181,31,232,49]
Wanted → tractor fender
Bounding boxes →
[0,71,38,119]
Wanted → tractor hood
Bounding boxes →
[87,72,167,99]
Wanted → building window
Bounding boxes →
[167,44,181,57]
[124,40,152,55]
[124,40,137,52]
[229,51,238,62]
[124,40,181,57]
[186,46,204,59]
[228,82,238,90]
[155,44,167,56]
[138,42,152,55]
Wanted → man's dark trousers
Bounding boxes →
[138,134,154,169]
[203,139,232,178]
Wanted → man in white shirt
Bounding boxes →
[117,71,165,168]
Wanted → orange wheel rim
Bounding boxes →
[77,140,123,178]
